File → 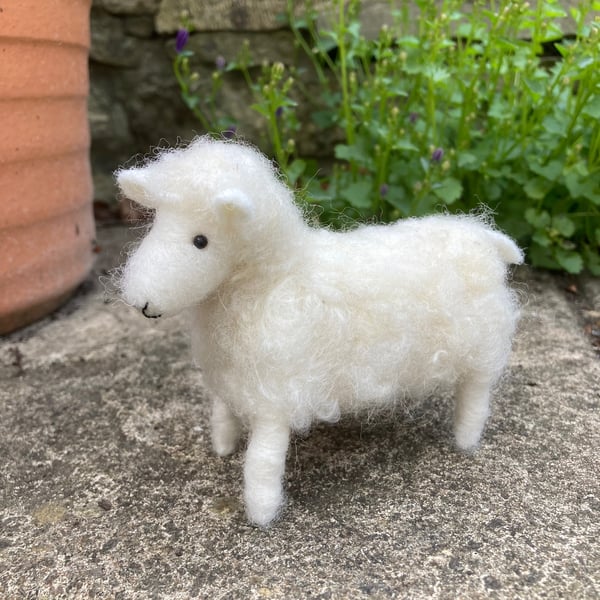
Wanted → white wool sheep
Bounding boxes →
[116,136,523,527]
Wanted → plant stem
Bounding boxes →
[337,0,355,147]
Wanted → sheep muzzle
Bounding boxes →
[141,302,162,319]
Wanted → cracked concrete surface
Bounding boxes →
[1,224,598,599]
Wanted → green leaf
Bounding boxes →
[286,159,307,186]
[384,185,411,214]
[457,152,480,170]
[596,228,600,246]
[555,248,584,274]
[486,165,512,179]
[525,208,551,228]
[315,36,337,54]
[403,60,425,75]
[386,83,409,98]
[340,180,373,210]
[397,35,419,48]
[529,244,560,270]
[542,2,567,18]
[554,42,570,58]
[584,247,600,276]
[582,96,600,120]
[484,181,502,201]
[568,161,590,177]
[455,23,487,41]
[392,139,419,152]
[374,125,390,142]
[423,65,450,83]
[577,56,594,70]
[448,11,464,21]
[541,115,567,137]
[182,93,199,110]
[532,229,552,247]
[312,110,337,129]
[552,215,576,238]
[250,103,270,118]
[524,177,552,200]
[488,99,510,120]
[347,21,361,41]
[565,171,600,203]
[449,90,464,105]
[432,177,463,204]
[334,144,370,166]
[523,77,547,98]
[528,159,563,182]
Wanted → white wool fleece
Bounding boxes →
[116,136,523,527]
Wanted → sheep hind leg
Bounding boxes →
[210,396,242,457]
[453,374,494,451]
[243,419,290,528]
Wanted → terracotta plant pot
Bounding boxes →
[0,0,95,335]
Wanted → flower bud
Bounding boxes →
[431,147,444,162]
[215,55,226,71]
[175,28,189,54]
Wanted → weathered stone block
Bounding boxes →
[186,29,299,67]
[89,86,132,147]
[125,15,156,38]
[99,0,161,16]
[91,8,142,67]
[156,0,331,33]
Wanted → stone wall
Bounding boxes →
[91,0,193,202]
[90,0,325,202]
[89,0,587,203]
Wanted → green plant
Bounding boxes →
[172,24,234,133]
[174,0,600,274]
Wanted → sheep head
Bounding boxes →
[116,137,289,318]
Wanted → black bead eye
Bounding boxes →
[193,234,208,249]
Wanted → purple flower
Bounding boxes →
[215,55,226,71]
[175,28,189,53]
[275,106,284,119]
[223,125,237,139]
[379,183,389,197]
[431,147,444,162]
[409,112,419,124]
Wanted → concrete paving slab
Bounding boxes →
[1,224,598,599]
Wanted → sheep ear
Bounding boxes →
[116,168,156,208]
[214,189,255,222]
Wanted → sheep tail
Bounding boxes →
[487,230,524,265]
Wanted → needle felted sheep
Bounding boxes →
[116,136,523,527]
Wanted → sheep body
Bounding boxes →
[117,137,523,527]
[194,216,520,427]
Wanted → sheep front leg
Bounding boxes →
[454,375,493,451]
[243,418,290,527]
[210,397,242,457]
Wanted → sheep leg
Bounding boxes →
[210,397,242,456]
[454,375,493,451]
[243,418,290,527]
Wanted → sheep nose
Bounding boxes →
[141,302,162,319]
